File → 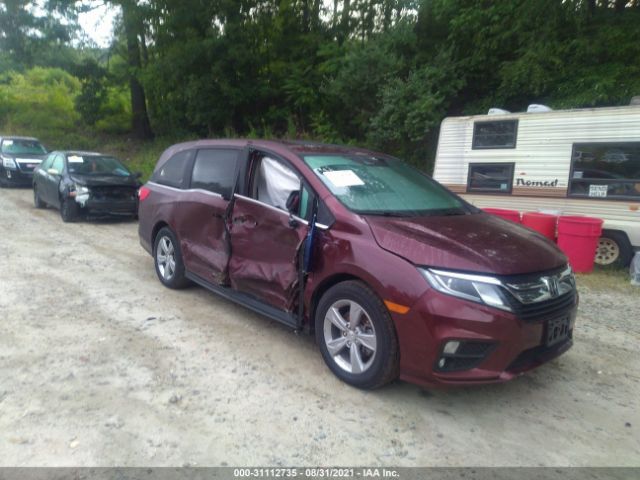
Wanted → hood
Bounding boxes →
[5,153,47,161]
[364,212,566,276]
[70,174,139,188]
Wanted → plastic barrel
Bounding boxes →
[522,212,557,240]
[557,216,604,273]
[483,208,521,223]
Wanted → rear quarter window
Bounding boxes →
[153,150,191,188]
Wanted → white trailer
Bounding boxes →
[433,102,640,267]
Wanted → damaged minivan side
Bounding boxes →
[138,139,578,389]
[32,151,141,222]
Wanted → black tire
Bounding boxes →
[153,227,190,289]
[33,186,46,209]
[60,197,79,223]
[315,280,399,389]
[596,230,633,268]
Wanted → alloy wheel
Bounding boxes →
[156,236,177,280]
[323,299,377,374]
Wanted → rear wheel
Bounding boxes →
[33,186,45,209]
[315,281,399,389]
[60,197,78,222]
[595,231,633,267]
[153,227,189,289]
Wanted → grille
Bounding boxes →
[91,186,137,200]
[17,162,37,172]
[506,290,577,323]
[507,337,573,372]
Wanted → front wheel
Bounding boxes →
[33,186,45,209]
[60,197,79,222]
[315,281,399,389]
[153,227,189,289]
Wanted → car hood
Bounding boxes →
[4,153,47,161]
[70,174,139,187]
[364,212,566,276]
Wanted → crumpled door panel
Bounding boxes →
[229,196,306,312]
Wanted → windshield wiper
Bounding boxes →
[359,210,416,217]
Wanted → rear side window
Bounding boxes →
[467,163,514,193]
[190,149,239,197]
[472,120,518,149]
[153,150,190,188]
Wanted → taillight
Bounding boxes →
[138,186,151,201]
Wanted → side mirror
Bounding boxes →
[47,168,60,176]
[286,190,300,214]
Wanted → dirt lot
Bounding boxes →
[0,186,638,467]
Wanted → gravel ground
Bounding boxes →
[0,187,638,467]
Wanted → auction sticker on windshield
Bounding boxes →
[323,170,364,187]
[68,156,84,163]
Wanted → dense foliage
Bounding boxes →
[1,0,639,169]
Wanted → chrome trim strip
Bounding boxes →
[146,183,330,230]
[235,194,330,230]
[235,194,288,216]
[148,181,223,199]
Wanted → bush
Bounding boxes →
[0,67,80,138]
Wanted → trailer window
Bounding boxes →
[467,163,514,193]
[569,143,640,200]
[472,120,518,149]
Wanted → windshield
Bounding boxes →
[66,155,132,177]
[303,154,469,216]
[1,139,46,155]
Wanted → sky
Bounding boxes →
[77,3,118,48]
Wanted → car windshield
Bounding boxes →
[1,139,46,155]
[303,154,469,216]
[67,155,132,177]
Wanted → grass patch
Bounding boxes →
[576,266,636,294]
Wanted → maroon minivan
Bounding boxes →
[138,140,577,389]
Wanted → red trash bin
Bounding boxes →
[483,208,521,223]
[557,216,604,273]
[522,212,557,240]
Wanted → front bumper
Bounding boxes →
[0,166,33,186]
[395,289,578,387]
[79,198,138,217]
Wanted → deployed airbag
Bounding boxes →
[257,157,300,210]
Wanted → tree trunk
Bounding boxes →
[121,0,153,139]
[383,0,393,31]
[339,0,350,43]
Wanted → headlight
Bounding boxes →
[75,185,89,195]
[419,268,512,311]
[2,156,17,169]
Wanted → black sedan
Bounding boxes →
[32,151,141,222]
[0,136,48,187]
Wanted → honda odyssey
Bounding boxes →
[138,140,577,389]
